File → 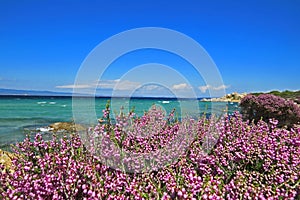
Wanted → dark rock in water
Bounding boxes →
[49,122,86,132]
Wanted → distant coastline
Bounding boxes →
[0,88,216,100]
[1,88,299,103]
[0,88,72,96]
[201,90,300,103]
[0,94,206,100]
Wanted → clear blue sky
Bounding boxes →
[0,0,299,97]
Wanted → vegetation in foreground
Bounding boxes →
[0,99,299,199]
[251,90,300,104]
[240,93,300,128]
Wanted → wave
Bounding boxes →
[36,127,54,132]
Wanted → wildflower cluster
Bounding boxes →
[240,94,300,128]
[0,105,299,199]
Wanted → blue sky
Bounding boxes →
[0,0,299,97]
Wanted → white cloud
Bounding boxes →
[96,79,121,89]
[56,79,141,91]
[198,84,230,93]
[56,84,91,89]
[113,80,141,90]
[141,85,163,91]
[213,85,229,90]
[172,83,191,90]
[199,85,210,93]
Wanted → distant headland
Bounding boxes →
[201,90,300,103]
[201,92,247,103]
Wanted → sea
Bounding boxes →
[0,96,240,149]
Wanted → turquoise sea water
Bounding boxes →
[0,96,239,147]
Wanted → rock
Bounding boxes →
[201,92,247,103]
[49,122,86,132]
[0,149,17,171]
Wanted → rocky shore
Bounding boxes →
[48,122,86,132]
[0,149,17,171]
[1,122,87,171]
[201,92,247,103]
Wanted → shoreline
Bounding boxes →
[200,92,247,103]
